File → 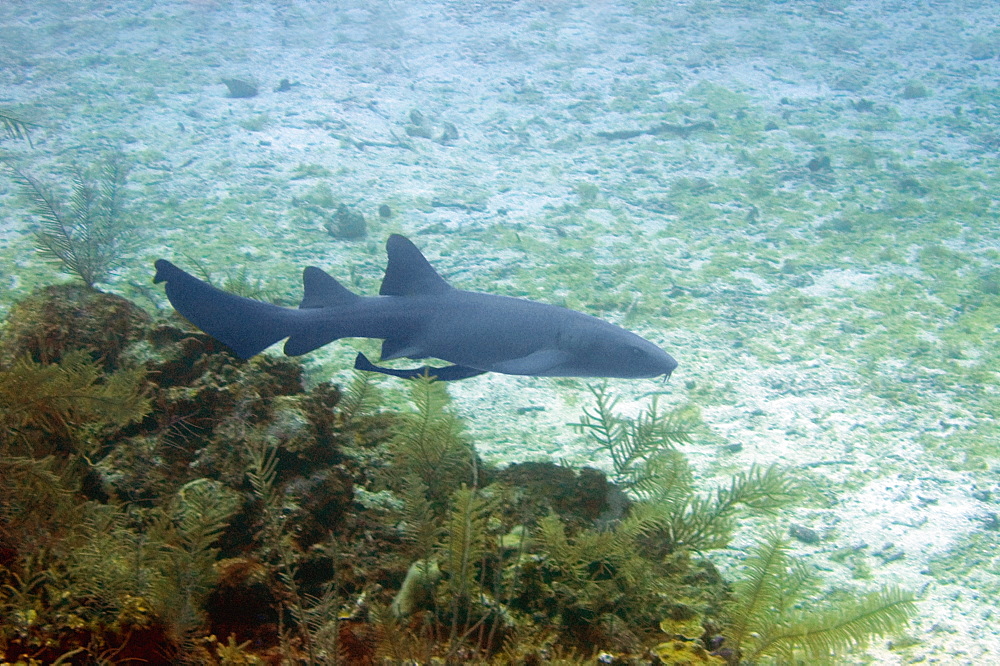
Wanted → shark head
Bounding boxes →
[548,318,678,379]
[595,335,678,379]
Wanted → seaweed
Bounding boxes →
[575,386,798,553]
[214,266,283,303]
[337,370,383,427]
[396,475,441,564]
[0,350,150,458]
[364,386,798,657]
[1,473,236,662]
[439,485,492,636]
[370,601,428,663]
[242,433,347,664]
[523,502,721,654]
[0,111,37,146]
[388,477,510,656]
[572,383,699,493]
[721,531,916,663]
[662,464,800,553]
[0,455,84,569]
[7,152,139,288]
[66,506,166,631]
[388,376,477,507]
[68,479,240,649]
[275,556,344,664]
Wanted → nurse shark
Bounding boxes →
[153,234,677,381]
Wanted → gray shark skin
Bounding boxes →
[153,234,677,381]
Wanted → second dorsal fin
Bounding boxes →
[299,266,360,308]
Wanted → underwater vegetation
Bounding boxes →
[721,532,914,663]
[0,281,915,664]
[5,153,140,288]
[0,112,36,146]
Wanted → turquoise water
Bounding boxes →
[1,1,997,662]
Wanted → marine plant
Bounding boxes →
[387,376,477,507]
[527,508,678,644]
[0,455,83,573]
[575,384,799,552]
[66,479,241,650]
[396,476,442,571]
[336,370,383,428]
[570,394,915,662]
[377,393,513,659]
[0,111,36,145]
[572,382,698,492]
[0,349,150,458]
[658,464,800,553]
[240,433,346,664]
[720,530,916,663]
[156,479,242,644]
[187,260,284,302]
[0,350,171,661]
[375,383,795,658]
[8,152,139,288]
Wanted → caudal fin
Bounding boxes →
[154,260,297,359]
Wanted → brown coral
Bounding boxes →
[0,284,150,370]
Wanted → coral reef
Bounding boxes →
[0,284,913,664]
[0,283,150,369]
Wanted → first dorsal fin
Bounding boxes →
[379,234,453,296]
[299,266,360,308]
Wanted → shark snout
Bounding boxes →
[615,340,678,379]
[661,352,678,378]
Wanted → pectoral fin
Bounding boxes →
[488,349,571,375]
[381,338,424,361]
[354,353,486,381]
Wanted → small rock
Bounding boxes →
[789,523,821,544]
[325,204,367,240]
[405,109,459,144]
[807,155,831,172]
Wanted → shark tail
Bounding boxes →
[154,260,302,359]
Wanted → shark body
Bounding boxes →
[153,234,677,381]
